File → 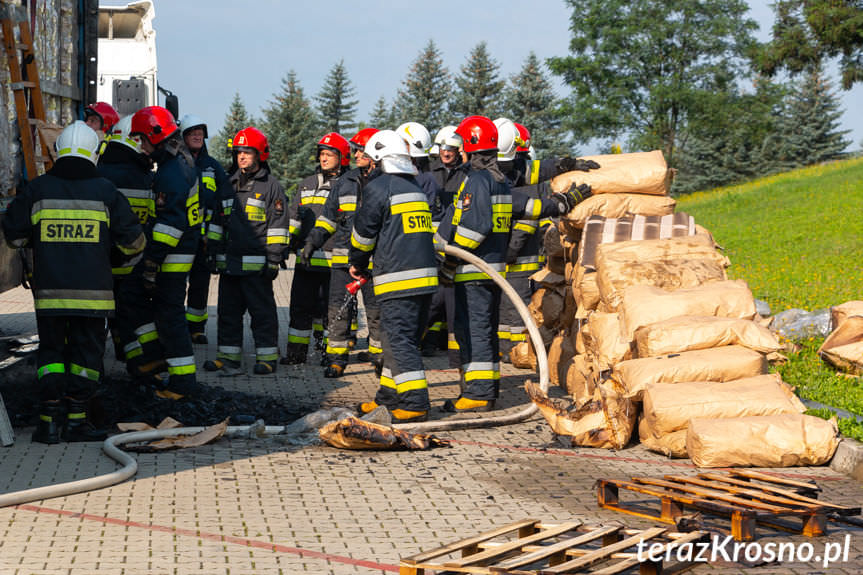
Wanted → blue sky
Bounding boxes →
[129,0,861,152]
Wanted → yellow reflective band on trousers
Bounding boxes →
[166,356,196,376]
[37,363,65,379]
[35,297,114,311]
[70,363,100,381]
[510,332,528,342]
[465,369,500,382]
[288,334,310,344]
[394,370,428,393]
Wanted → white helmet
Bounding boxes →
[107,115,142,153]
[56,120,101,165]
[365,129,417,175]
[528,145,536,161]
[395,122,431,158]
[493,117,519,161]
[434,125,462,151]
[179,114,208,138]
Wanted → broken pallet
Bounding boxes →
[597,470,860,542]
[399,518,708,574]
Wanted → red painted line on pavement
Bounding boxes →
[15,504,400,573]
[448,439,844,481]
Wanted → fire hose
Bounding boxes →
[0,244,548,508]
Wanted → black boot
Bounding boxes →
[63,398,108,442]
[32,400,63,444]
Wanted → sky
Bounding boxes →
[108,0,861,153]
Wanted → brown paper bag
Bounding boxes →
[638,417,688,458]
[686,414,839,468]
[642,373,806,436]
[560,194,677,230]
[510,340,538,370]
[830,301,863,330]
[566,353,596,405]
[613,345,767,401]
[818,315,863,374]
[547,334,576,388]
[634,316,781,358]
[582,311,632,369]
[550,150,670,196]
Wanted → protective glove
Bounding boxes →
[300,241,315,267]
[142,259,160,296]
[556,157,601,174]
[261,263,279,281]
[438,258,458,287]
[552,183,593,214]
[505,245,519,265]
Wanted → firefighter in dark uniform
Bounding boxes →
[83,101,120,136]
[97,115,154,360]
[425,126,467,363]
[303,127,383,377]
[3,121,145,443]
[119,106,203,398]
[203,127,288,375]
[282,132,350,364]
[178,114,231,344]
[350,130,439,423]
[435,116,592,412]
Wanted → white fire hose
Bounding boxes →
[0,244,548,508]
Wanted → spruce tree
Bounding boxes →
[211,92,255,168]
[450,42,504,120]
[503,51,571,158]
[782,64,851,166]
[262,71,318,194]
[314,60,359,135]
[369,95,396,130]
[392,40,451,130]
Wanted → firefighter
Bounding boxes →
[118,105,203,398]
[508,122,600,187]
[350,130,439,422]
[434,116,592,412]
[179,114,231,345]
[282,132,350,365]
[97,115,155,360]
[84,101,120,135]
[203,127,288,375]
[303,127,383,378]
[3,121,145,443]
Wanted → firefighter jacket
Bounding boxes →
[349,172,439,303]
[97,142,154,275]
[516,157,559,186]
[2,157,145,317]
[193,144,230,231]
[506,181,557,277]
[209,165,289,275]
[145,137,202,273]
[436,172,564,283]
[428,158,467,224]
[287,168,343,270]
[305,167,375,269]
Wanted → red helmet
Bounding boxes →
[514,122,531,153]
[85,101,120,133]
[349,127,379,152]
[130,106,178,146]
[317,132,350,166]
[233,126,270,161]
[455,115,498,154]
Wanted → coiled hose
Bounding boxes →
[0,244,548,508]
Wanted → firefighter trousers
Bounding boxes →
[117,267,197,394]
[286,266,330,358]
[454,281,501,401]
[325,267,382,368]
[216,273,279,364]
[375,294,432,412]
[186,239,210,336]
[498,275,532,356]
[35,315,105,402]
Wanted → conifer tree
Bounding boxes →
[503,51,571,158]
[450,42,504,120]
[211,92,254,168]
[369,95,396,130]
[392,40,451,130]
[262,71,318,194]
[314,60,359,134]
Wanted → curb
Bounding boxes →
[830,438,863,481]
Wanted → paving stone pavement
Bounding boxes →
[1,271,863,574]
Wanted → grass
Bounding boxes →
[676,158,863,441]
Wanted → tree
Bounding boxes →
[262,71,318,194]
[547,0,758,168]
[780,63,851,165]
[503,51,571,158]
[369,95,396,129]
[314,59,359,134]
[392,40,452,130]
[756,0,863,90]
[210,92,254,168]
[450,42,504,120]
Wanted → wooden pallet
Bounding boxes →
[399,518,708,574]
[597,470,861,542]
